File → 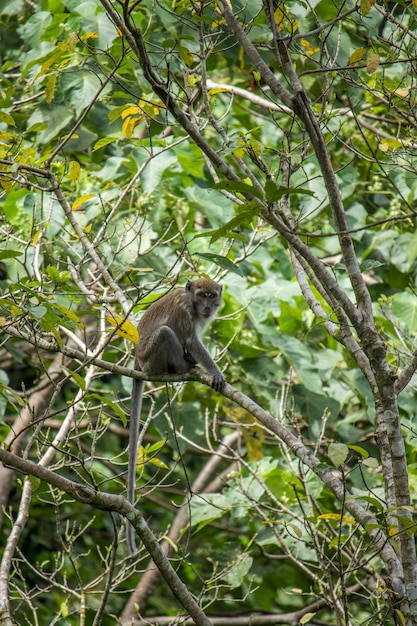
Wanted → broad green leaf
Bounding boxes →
[223,554,253,588]
[202,202,260,244]
[214,179,264,200]
[195,252,243,276]
[0,112,15,127]
[93,136,118,151]
[64,367,86,391]
[328,442,349,468]
[89,393,126,423]
[362,457,380,468]
[0,250,22,259]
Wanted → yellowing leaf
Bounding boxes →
[300,39,319,56]
[161,536,178,551]
[60,601,69,618]
[52,303,83,327]
[349,47,367,65]
[122,116,142,138]
[224,406,264,461]
[300,614,316,625]
[67,160,81,181]
[361,0,376,15]
[137,444,146,469]
[80,32,99,40]
[45,74,57,104]
[72,193,95,210]
[318,513,357,525]
[395,88,410,98]
[107,315,139,344]
[379,138,402,152]
[238,45,245,70]
[121,106,141,119]
[395,609,407,626]
[67,32,78,50]
[178,45,195,67]
[149,457,169,469]
[208,87,229,97]
[274,5,286,30]
[366,52,380,74]
[32,231,43,245]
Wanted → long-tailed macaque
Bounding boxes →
[127,278,225,553]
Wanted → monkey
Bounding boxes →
[127,278,225,553]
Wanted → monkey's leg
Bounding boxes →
[142,325,195,374]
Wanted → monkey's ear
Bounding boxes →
[185,280,193,291]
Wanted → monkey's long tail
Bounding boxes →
[126,378,144,554]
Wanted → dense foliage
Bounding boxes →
[1,0,417,624]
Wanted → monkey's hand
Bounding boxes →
[184,349,197,366]
[211,372,226,392]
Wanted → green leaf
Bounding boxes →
[0,250,22,260]
[93,136,118,151]
[202,202,260,244]
[28,305,48,320]
[328,442,349,468]
[63,367,85,391]
[265,183,316,203]
[362,457,380,468]
[223,554,253,588]
[89,393,127,424]
[195,253,243,276]
[214,179,264,200]
[349,495,384,511]
[0,111,15,127]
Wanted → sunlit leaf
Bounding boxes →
[67,160,81,181]
[347,444,369,458]
[0,111,15,126]
[379,138,402,152]
[72,194,96,210]
[318,513,356,525]
[107,315,139,344]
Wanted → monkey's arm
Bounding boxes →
[185,338,225,392]
[126,377,144,554]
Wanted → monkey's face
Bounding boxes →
[193,286,222,320]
